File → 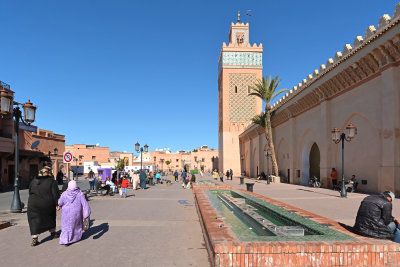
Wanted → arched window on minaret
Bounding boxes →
[235,86,238,93]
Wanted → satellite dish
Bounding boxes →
[31,140,40,150]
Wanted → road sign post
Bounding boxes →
[63,152,73,182]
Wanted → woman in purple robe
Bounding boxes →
[58,180,91,245]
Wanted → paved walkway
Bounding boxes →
[222,176,400,226]
[0,179,209,267]
[1,174,400,266]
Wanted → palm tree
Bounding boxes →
[249,75,288,177]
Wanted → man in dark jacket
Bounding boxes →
[139,170,147,189]
[56,170,64,186]
[353,191,400,242]
[173,171,179,182]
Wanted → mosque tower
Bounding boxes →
[218,13,263,175]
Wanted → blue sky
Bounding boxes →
[0,0,397,153]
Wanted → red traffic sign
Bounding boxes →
[63,152,73,163]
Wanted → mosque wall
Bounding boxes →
[238,4,400,194]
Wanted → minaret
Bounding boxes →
[218,15,263,175]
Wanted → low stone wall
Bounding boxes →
[193,187,400,266]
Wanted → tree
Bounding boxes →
[115,160,125,171]
[165,160,171,171]
[249,75,288,176]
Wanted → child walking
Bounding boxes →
[121,176,132,198]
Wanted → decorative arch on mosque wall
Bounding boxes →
[331,112,380,192]
[276,137,290,180]
[251,146,257,177]
[299,128,320,185]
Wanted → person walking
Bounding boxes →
[181,170,188,188]
[173,170,179,182]
[27,166,60,246]
[213,170,218,180]
[331,168,338,189]
[58,180,91,246]
[121,176,132,198]
[230,169,233,180]
[88,173,95,191]
[155,172,161,184]
[132,171,140,189]
[56,170,64,186]
[226,170,230,181]
[139,170,147,189]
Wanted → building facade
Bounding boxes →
[235,5,400,194]
[65,144,110,167]
[151,146,218,172]
[31,128,66,176]
[0,82,65,189]
[218,19,263,176]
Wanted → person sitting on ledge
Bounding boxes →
[353,191,400,243]
[95,178,111,196]
[105,176,116,194]
[345,174,358,192]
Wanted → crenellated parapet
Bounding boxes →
[269,2,400,127]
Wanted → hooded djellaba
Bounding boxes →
[27,166,60,246]
[58,180,91,245]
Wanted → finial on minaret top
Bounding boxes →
[237,11,241,22]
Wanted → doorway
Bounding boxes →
[309,143,320,180]
[8,165,14,187]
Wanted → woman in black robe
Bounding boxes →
[27,166,60,246]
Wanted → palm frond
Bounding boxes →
[251,112,267,128]
[249,75,283,103]
[271,88,289,100]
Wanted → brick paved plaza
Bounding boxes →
[1,175,400,266]
[0,176,209,267]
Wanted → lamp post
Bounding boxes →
[135,142,149,172]
[331,122,357,198]
[160,159,164,172]
[1,87,37,213]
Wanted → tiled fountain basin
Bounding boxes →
[193,179,232,190]
[194,188,400,267]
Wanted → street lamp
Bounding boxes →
[332,122,357,198]
[160,159,164,172]
[0,87,37,213]
[135,142,149,172]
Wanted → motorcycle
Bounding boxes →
[309,176,321,188]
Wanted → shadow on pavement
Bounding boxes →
[82,222,109,240]
[39,232,59,244]
[339,222,355,233]
[296,188,342,198]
